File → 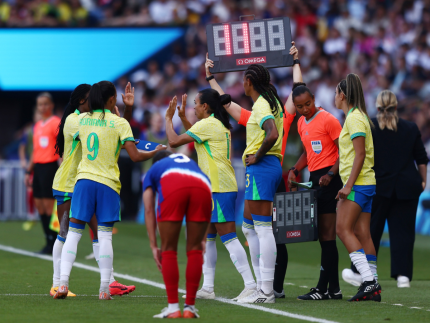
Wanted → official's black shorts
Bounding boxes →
[276,176,287,193]
[33,162,58,199]
[309,165,343,215]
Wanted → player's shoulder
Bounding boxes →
[253,96,271,111]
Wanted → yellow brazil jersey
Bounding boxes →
[75,109,135,194]
[52,110,83,193]
[243,96,284,166]
[339,108,376,186]
[186,115,237,193]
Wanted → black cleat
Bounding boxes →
[328,290,343,300]
[297,288,329,300]
[348,280,381,302]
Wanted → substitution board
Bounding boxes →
[273,190,318,244]
[206,17,293,73]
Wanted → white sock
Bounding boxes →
[168,303,180,312]
[202,235,217,293]
[350,249,373,282]
[222,233,256,290]
[110,268,115,284]
[60,223,84,284]
[184,304,195,311]
[52,235,65,286]
[92,239,100,266]
[253,218,276,295]
[98,227,114,292]
[366,254,378,281]
[242,219,261,290]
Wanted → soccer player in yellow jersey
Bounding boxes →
[165,91,257,301]
[334,74,381,302]
[51,83,136,297]
[54,81,165,300]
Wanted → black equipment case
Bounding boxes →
[272,190,318,244]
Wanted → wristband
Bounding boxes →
[206,75,214,82]
[293,59,300,65]
[25,170,31,175]
[290,167,299,177]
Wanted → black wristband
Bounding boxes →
[290,167,299,177]
[293,59,300,65]
[25,170,31,175]
[206,75,214,82]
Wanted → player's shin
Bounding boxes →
[186,250,204,307]
[252,214,276,295]
[202,234,217,293]
[221,232,256,289]
[162,251,179,306]
[98,224,114,293]
[60,222,84,285]
[242,218,261,289]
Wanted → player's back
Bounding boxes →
[144,153,211,200]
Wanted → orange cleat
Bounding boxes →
[109,281,134,296]
[153,308,182,318]
[99,291,113,300]
[53,285,69,299]
[183,306,200,318]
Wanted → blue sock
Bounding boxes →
[220,232,238,245]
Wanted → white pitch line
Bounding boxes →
[0,294,165,298]
[393,304,403,306]
[0,244,339,323]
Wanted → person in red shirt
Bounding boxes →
[287,84,344,301]
[205,42,301,299]
[25,92,61,254]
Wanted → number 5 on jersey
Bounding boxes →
[87,132,99,161]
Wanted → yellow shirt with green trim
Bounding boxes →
[186,115,237,193]
[242,96,284,166]
[52,110,83,193]
[75,109,135,194]
[339,108,376,186]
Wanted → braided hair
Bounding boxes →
[244,64,284,116]
[55,84,91,157]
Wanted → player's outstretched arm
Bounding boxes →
[123,141,166,162]
[122,82,134,122]
[165,96,195,148]
[205,53,242,122]
[143,188,162,272]
[284,41,302,116]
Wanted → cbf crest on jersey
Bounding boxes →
[311,140,322,154]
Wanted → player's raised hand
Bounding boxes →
[166,96,178,120]
[177,94,187,119]
[205,52,214,77]
[122,82,135,107]
[289,41,299,60]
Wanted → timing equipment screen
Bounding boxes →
[206,17,293,73]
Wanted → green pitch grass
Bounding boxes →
[0,222,429,323]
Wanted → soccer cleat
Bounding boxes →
[50,286,76,297]
[109,281,135,296]
[397,276,410,288]
[342,268,362,287]
[182,288,215,300]
[183,306,200,318]
[237,289,275,304]
[53,285,69,299]
[99,290,113,300]
[153,307,182,318]
[297,288,329,300]
[328,290,343,300]
[348,280,382,302]
[274,289,285,299]
[233,287,257,301]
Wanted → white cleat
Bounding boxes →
[342,268,362,287]
[182,288,215,300]
[397,275,410,288]
[153,307,182,318]
[237,289,275,304]
[232,287,257,301]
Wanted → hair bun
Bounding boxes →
[292,82,307,90]
[220,94,232,106]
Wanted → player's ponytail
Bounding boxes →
[338,74,374,128]
[292,82,313,101]
[199,88,232,130]
[55,83,91,157]
[88,81,116,120]
[376,90,398,131]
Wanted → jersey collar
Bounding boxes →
[74,109,81,115]
[210,113,214,117]
[347,107,356,116]
[93,109,112,114]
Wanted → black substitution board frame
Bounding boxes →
[206,17,294,74]
[273,190,319,244]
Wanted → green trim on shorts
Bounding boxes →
[347,190,355,202]
[252,177,261,200]
[216,201,226,223]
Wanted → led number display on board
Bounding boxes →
[206,17,293,73]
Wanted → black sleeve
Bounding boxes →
[412,124,429,165]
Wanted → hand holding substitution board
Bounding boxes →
[206,16,293,73]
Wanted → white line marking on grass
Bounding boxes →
[393,304,403,306]
[0,244,340,323]
[410,307,422,309]
[299,286,308,288]
[0,294,165,298]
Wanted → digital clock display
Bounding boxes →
[206,17,293,73]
